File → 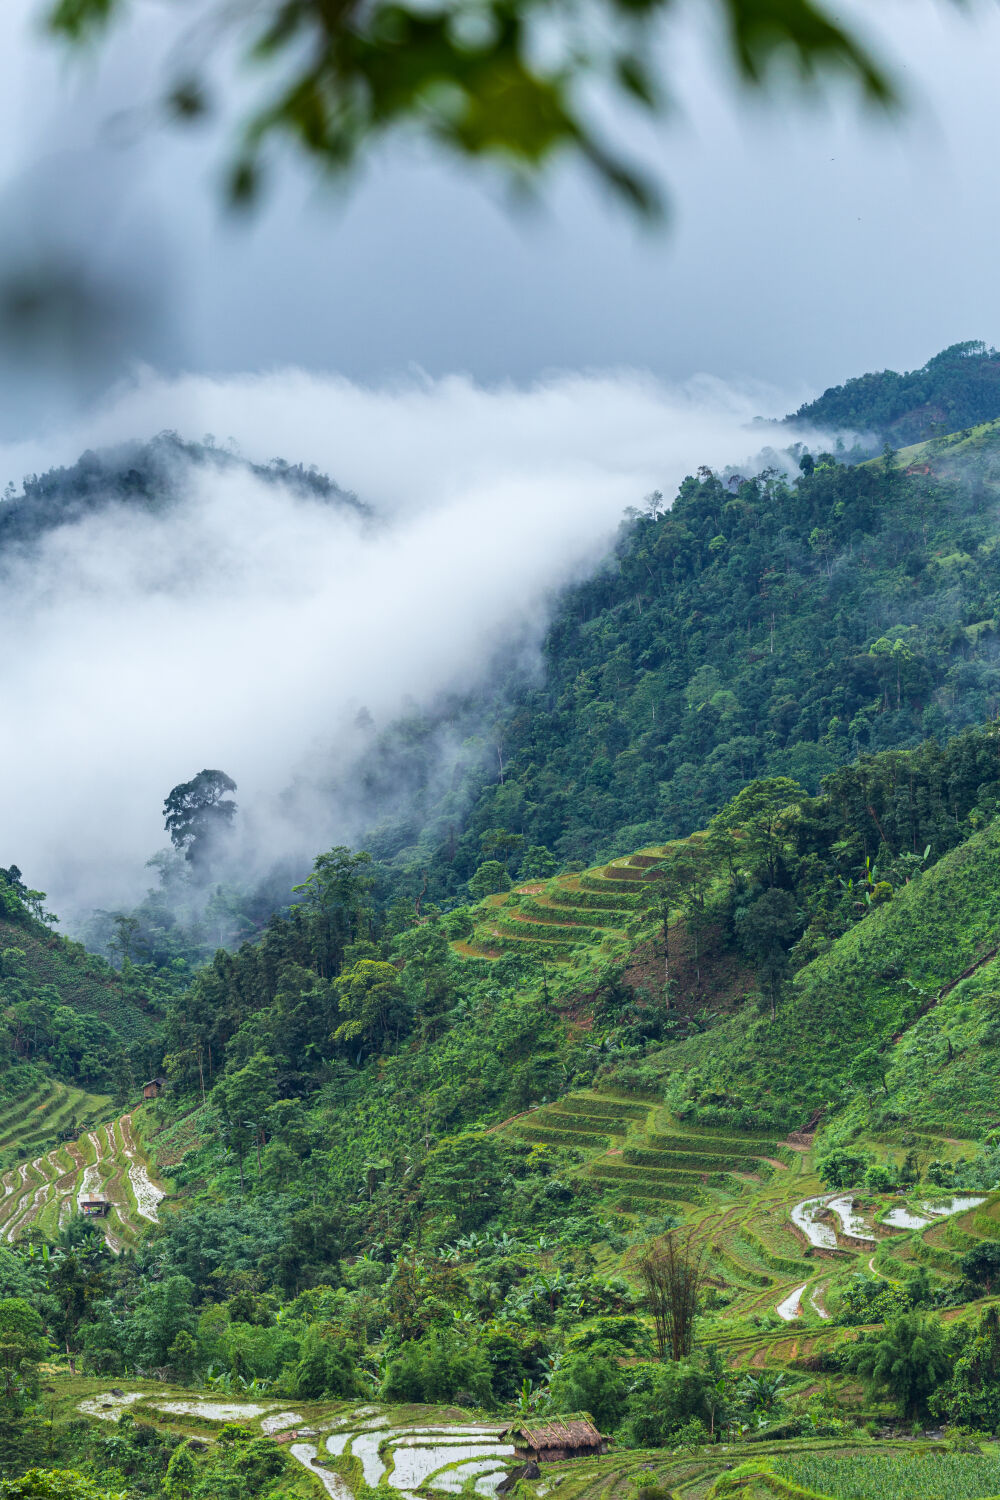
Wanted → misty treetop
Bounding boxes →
[0,433,364,555]
[164,771,238,872]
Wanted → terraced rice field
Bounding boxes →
[508,1092,784,1220]
[80,1393,515,1498]
[455,847,671,964]
[78,1382,1000,1500]
[0,1105,167,1250]
[502,1085,1000,1345]
[0,1077,109,1161]
[509,1438,996,1500]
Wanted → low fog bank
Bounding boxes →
[0,366,822,925]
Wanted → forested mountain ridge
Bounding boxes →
[784,339,1000,445]
[0,430,364,552]
[11,385,1000,1496]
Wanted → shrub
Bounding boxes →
[847,1309,952,1419]
[960,1240,1000,1295]
[285,1323,364,1399]
[816,1147,870,1189]
[380,1326,492,1406]
[863,1161,897,1194]
[620,1361,721,1446]
[548,1347,628,1431]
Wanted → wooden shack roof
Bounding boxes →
[502,1414,603,1448]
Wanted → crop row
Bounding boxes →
[647,1131,777,1156]
[471,930,572,959]
[708,1238,775,1288]
[514,1124,609,1149]
[574,875,651,903]
[740,1224,810,1276]
[559,1096,650,1120]
[590,1173,703,1203]
[591,1162,707,1186]
[548,887,637,914]
[533,1111,625,1136]
[491,916,583,945]
[776,1450,1000,1499]
[623,1146,751,1173]
[611,1186,704,1210]
[518,898,624,929]
[599,863,652,883]
[0,1084,62,1144]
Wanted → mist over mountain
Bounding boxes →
[7,346,1000,1490]
[0,366,799,927]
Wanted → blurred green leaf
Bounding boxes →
[46,0,906,211]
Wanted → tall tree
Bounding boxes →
[163,770,238,872]
[637,1230,706,1361]
[709,777,805,889]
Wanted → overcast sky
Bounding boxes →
[0,0,999,422]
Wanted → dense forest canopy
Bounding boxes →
[11,345,1000,957]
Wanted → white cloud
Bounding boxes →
[0,365,803,918]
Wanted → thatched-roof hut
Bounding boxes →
[501,1414,607,1462]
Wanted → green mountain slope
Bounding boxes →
[656,816,1000,1133]
[20,387,1000,1491]
[359,403,1000,908]
[0,868,163,1102]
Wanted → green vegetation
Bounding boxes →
[48,0,894,214]
[17,363,1000,1499]
[355,380,1000,905]
[775,1451,1000,1499]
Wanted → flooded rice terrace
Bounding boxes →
[79,1396,516,1497]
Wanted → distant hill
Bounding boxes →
[0,431,364,553]
[785,340,1000,447]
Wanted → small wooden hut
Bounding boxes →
[502,1415,607,1463]
[143,1077,167,1100]
[80,1196,110,1217]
